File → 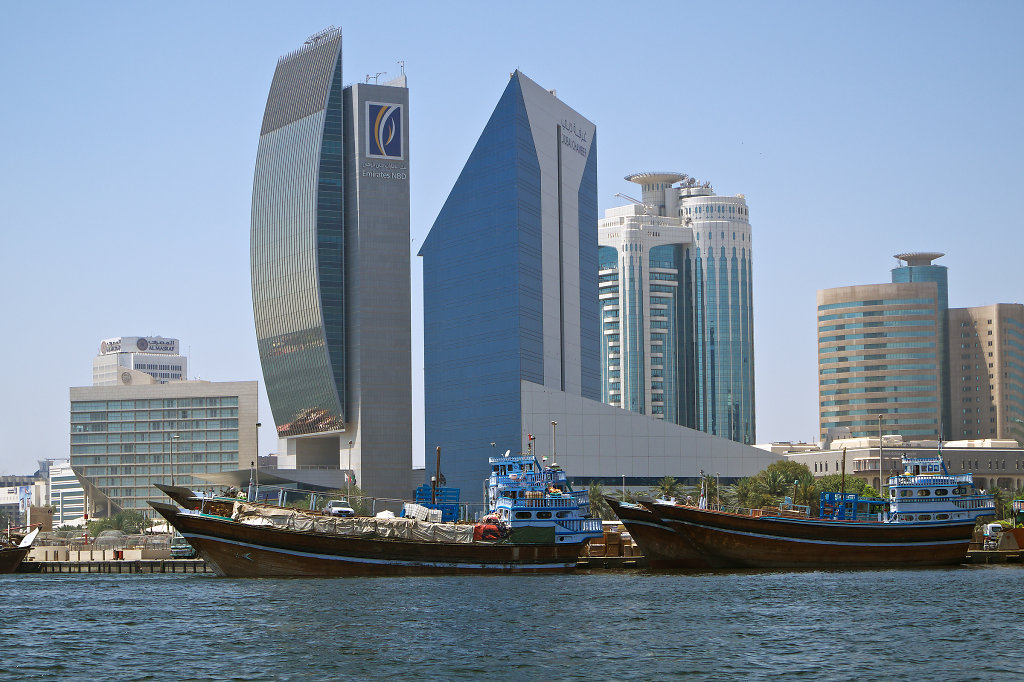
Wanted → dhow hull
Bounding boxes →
[149,501,582,577]
[608,498,974,569]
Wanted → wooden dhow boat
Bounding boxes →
[0,526,39,574]
[149,452,602,577]
[609,455,995,569]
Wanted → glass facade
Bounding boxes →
[421,76,539,496]
[817,284,942,440]
[70,396,241,515]
[891,261,950,437]
[598,189,754,444]
[251,30,346,437]
[420,73,597,495]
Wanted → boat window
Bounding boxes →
[556,511,570,518]
[936,514,950,520]
[918,514,932,521]
[917,489,931,497]
[536,511,552,519]
[900,489,911,497]
[514,512,532,519]
[900,515,913,521]
[935,489,949,496]
[890,489,896,497]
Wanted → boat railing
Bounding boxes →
[952,496,996,510]
[517,496,580,509]
[555,518,603,534]
[893,474,973,486]
[492,470,565,486]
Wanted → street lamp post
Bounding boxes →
[716,472,721,509]
[622,474,626,502]
[347,440,354,501]
[877,414,884,497]
[551,421,558,465]
[254,422,261,496]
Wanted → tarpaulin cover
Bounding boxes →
[232,503,476,544]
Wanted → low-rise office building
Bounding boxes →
[780,436,1024,491]
[70,380,258,516]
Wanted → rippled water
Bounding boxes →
[3,566,1023,680]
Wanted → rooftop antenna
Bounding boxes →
[398,60,405,76]
[365,72,385,83]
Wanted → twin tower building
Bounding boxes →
[251,29,769,499]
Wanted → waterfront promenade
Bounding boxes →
[21,559,210,574]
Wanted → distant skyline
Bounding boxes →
[2,1,1023,474]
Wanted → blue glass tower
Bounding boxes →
[891,252,950,438]
[420,72,599,496]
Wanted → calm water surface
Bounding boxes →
[3,566,1023,680]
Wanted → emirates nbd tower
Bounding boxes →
[251,27,412,499]
[421,72,775,496]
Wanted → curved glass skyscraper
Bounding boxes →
[252,29,347,438]
[251,28,412,498]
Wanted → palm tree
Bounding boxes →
[793,471,817,513]
[587,481,615,520]
[758,469,791,504]
[87,510,149,536]
[991,487,1010,522]
[651,476,682,500]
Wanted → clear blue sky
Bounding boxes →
[2,1,1022,474]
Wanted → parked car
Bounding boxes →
[323,500,355,517]
[170,536,197,559]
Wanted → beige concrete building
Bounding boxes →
[70,380,258,516]
[781,436,1024,492]
[818,276,944,443]
[948,304,1024,441]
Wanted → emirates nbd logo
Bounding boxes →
[366,102,403,159]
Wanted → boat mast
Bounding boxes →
[432,446,441,505]
[841,447,846,496]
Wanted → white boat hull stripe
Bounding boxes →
[182,532,575,570]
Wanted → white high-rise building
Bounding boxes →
[92,336,187,386]
[48,460,86,527]
[598,172,755,444]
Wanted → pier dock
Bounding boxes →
[19,559,211,574]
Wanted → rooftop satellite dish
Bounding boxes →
[504,449,511,457]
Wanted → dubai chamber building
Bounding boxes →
[420,71,776,496]
[251,27,412,499]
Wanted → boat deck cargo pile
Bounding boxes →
[150,450,602,577]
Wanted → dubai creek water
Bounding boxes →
[3,566,1024,680]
